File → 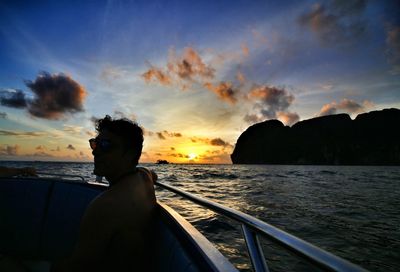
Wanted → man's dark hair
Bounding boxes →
[95,115,143,166]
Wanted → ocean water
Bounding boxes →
[1,161,399,271]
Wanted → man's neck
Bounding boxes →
[107,168,137,186]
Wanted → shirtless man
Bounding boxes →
[52,115,157,272]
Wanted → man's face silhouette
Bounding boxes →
[92,129,132,181]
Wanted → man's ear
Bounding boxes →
[122,148,135,162]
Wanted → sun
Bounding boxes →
[188,153,197,160]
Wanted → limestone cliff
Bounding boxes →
[231,108,400,165]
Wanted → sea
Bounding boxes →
[1,161,399,271]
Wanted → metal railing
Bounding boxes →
[155,180,367,272]
[36,172,86,181]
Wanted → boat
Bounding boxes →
[0,173,366,272]
[156,159,170,164]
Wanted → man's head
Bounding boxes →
[90,115,143,181]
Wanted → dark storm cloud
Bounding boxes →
[298,0,368,46]
[25,72,87,119]
[0,89,28,108]
[0,72,87,120]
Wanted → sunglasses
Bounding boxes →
[89,138,112,152]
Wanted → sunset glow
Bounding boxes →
[0,1,399,163]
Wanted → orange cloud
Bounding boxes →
[168,47,215,80]
[0,144,20,156]
[210,138,233,148]
[0,130,47,138]
[155,130,183,140]
[276,111,300,126]
[203,82,238,104]
[236,71,246,84]
[141,66,172,86]
[318,99,374,116]
[190,136,233,149]
[36,145,47,151]
[244,85,298,125]
[241,43,249,57]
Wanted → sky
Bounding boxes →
[0,0,399,164]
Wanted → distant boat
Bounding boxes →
[156,159,169,164]
[0,173,366,271]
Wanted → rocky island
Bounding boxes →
[231,108,400,165]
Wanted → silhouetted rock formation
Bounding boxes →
[231,108,400,165]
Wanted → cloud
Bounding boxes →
[0,112,7,119]
[31,151,53,157]
[169,153,190,158]
[155,130,183,140]
[236,71,246,84]
[169,47,215,80]
[298,0,368,46]
[85,130,96,137]
[0,144,20,156]
[386,25,400,73]
[318,99,374,116]
[25,72,87,119]
[142,66,172,86]
[66,144,75,150]
[247,85,295,119]
[141,47,248,105]
[276,111,300,126]
[143,129,154,137]
[0,89,28,108]
[51,146,61,152]
[0,129,47,137]
[244,113,263,124]
[100,66,128,83]
[198,150,231,163]
[0,72,87,120]
[190,136,233,148]
[203,82,238,104]
[63,125,83,134]
[251,29,269,46]
[210,138,233,148]
[241,43,249,57]
[36,145,46,151]
[156,132,166,140]
[142,47,215,88]
[113,110,137,121]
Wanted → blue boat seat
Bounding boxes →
[0,177,234,271]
